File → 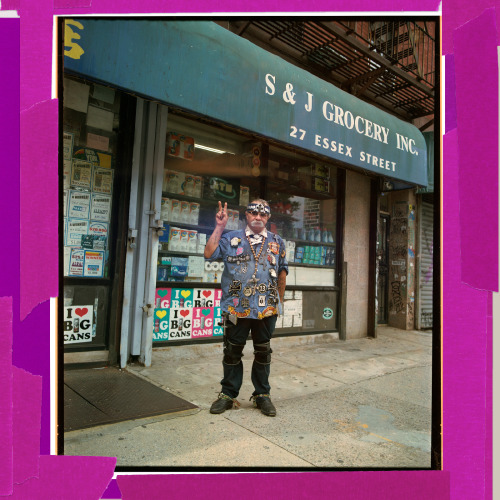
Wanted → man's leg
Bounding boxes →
[250,315,277,416]
[220,318,252,398]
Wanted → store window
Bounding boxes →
[154,113,339,343]
[62,75,126,350]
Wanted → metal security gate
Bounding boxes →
[417,201,433,329]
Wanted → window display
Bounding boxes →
[154,114,340,341]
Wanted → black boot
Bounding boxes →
[210,393,236,414]
[252,394,276,417]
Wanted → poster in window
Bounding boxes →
[68,190,91,219]
[70,159,93,190]
[63,159,72,190]
[66,218,89,247]
[92,167,114,195]
[83,250,105,278]
[63,305,94,344]
[68,248,85,276]
[74,147,113,169]
[63,132,74,161]
[88,221,109,247]
[90,193,112,221]
[63,189,69,217]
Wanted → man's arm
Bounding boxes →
[277,269,287,304]
[204,201,228,258]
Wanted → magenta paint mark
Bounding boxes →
[445,55,457,133]
[13,366,42,486]
[13,455,117,498]
[20,99,59,320]
[117,471,450,499]
[0,298,13,496]
[443,0,500,55]
[454,8,498,291]
[443,130,490,500]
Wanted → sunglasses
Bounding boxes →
[247,210,270,217]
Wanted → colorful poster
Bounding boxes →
[88,221,109,247]
[92,167,114,194]
[153,308,169,341]
[83,250,104,277]
[155,288,171,309]
[213,306,223,336]
[63,305,94,344]
[191,307,214,338]
[66,218,89,247]
[192,288,214,307]
[168,308,192,340]
[170,288,193,308]
[68,190,91,219]
[63,246,71,277]
[90,193,112,221]
[68,248,85,276]
[70,159,93,190]
[81,235,106,250]
[74,147,113,168]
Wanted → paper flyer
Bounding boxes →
[92,167,114,194]
[68,248,85,276]
[63,189,68,217]
[90,193,112,221]
[63,132,74,160]
[68,190,91,219]
[70,159,93,190]
[63,159,72,190]
[63,77,90,113]
[66,218,89,247]
[86,105,114,132]
[88,221,109,247]
[83,250,105,278]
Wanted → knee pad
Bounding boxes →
[223,341,245,366]
[254,342,272,365]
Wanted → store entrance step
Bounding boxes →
[64,366,198,432]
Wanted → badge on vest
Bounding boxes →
[258,295,266,307]
[230,237,241,247]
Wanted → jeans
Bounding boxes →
[221,315,278,399]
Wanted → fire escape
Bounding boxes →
[220,20,436,130]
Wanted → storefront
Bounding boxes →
[62,19,427,367]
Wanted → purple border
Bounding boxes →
[0,1,494,498]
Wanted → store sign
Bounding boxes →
[65,20,427,186]
[64,305,94,343]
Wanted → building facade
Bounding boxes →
[62,19,437,367]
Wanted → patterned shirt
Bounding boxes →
[207,227,288,319]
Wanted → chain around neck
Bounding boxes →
[246,235,266,279]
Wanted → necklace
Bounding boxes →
[247,234,267,286]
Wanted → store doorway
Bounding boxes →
[377,213,390,324]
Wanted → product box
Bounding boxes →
[187,230,198,253]
[157,267,168,281]
[182,174,196,196]
[239,186,250,207]
[170,199,181,223]
[163,170,185,195]
[170,257,189,277]
[193,176,203,197]
[179,229,190,252]
[159,224,170,250]
[166,132,194,161]
[161,197,171,222]
[180,201,191,223]
[189,203,200,225]
[169,227,181,251]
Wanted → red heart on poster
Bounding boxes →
[202,290,211,298]
[180,310,189,317]
[75,308,88,317]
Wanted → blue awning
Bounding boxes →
[64,19,428,187]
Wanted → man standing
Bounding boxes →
[204,199,288,416]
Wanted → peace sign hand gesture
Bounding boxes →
[215,201,229,228]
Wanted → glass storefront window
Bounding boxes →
[154,113,339,342]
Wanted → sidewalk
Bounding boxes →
[64,326,433,468]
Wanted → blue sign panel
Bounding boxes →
[64,19,427,186]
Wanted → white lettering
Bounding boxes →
[265,74,276,95]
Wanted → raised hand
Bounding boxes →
[215,200,229,227]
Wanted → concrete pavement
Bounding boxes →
[64,326,433,468]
